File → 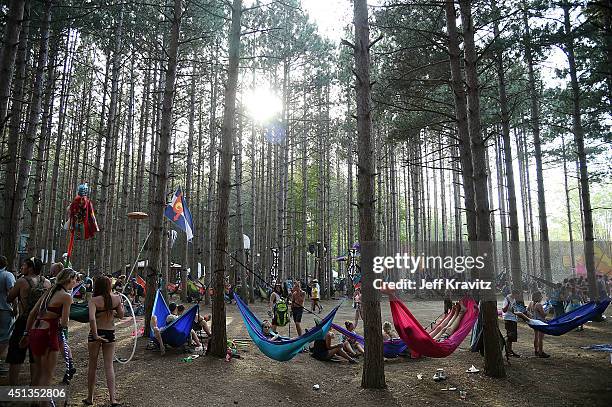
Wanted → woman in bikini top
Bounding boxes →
[85,276,124,407]
[23,269,77,386]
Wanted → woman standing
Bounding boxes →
[21,269,77,386]
[353,286,362,328]
[84,276,124,406]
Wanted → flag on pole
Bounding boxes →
[164,187,194,241]
[135,275,147,295]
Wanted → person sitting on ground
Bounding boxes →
[22,269,77,388]
[311,331,357,364]
[527,291,550,358]
[342,320,364,357]
[113,276,125,293]
[85,276,124,407]
[176,304,202,350]
[382,321,399,341]
[193,313,212,337]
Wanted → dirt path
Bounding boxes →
[2,297,611,406]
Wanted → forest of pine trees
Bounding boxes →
[0,0,610,382]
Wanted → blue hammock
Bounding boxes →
[331,323,408,358]
[527,299,610,336]
[235,294,340,361]
[150,290,199,347]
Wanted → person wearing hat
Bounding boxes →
[310,279,322,314]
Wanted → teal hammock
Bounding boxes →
[235,294,340,361]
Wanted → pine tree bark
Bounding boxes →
[0,0,27,135]
[209,0,241,358]
[4,0,52,269]
[351,0,386,389]
[96,7,123,271]
[492,0,523,298]
[562,3,597,299]
[522,5,552,284]
[144,0,182,334]
[459,0,505,378]
[28,38,59,255]
[0,1,29,265]
[444,0,477,243]
[561,135,576,274]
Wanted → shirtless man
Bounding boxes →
[290,282,306,336]
[6,257,51,385]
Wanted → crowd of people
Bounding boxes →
[1,252,610,401]
[500,274,610,359]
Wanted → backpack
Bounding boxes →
[24,277,47,317]
[274,301,289,327]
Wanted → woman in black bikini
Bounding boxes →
[84,276,124,406]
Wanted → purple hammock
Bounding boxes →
[331,323,409,358]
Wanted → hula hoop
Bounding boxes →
[114,293,138,364]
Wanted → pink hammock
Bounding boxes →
[390,296,478,358]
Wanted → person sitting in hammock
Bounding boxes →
[151,303,201,355]
[176,304,202,350]
[341,320,364,357]
[429,301,467,341]
[311,331,357,364]
[382,321,399,341]
[261,319,282,341]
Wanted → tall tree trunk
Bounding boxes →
[444,0,477,243]
[209,0,241,358]
[182,60,197,301]
[0,0,26,135]
[4,0,52,269]
[0,1,29,264]
[351,0,385,389]
[522,4,552,284]
[562,3,597,299]
[459,0,505,378]
[144,0,182,334]
[561,134,576,274]
[96,7,123,270]
[492,0,523,298]
[28,39,59,255]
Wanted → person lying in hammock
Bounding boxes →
[382,321,399,341]
[311,331,357,364]
[341,320,364,358]
[429,301,467,341]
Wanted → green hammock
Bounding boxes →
[70,302,90,323]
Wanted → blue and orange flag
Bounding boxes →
[164,187,194,241]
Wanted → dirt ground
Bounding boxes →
[2,296,611,407]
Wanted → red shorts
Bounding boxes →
[29,318,60,357]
